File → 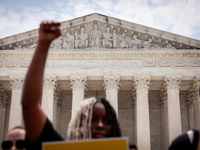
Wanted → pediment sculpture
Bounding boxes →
[46,22,177,50]
[1,13,199,50]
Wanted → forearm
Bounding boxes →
[21,40,51,143]
[22,40,50,107]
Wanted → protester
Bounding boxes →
[21,21,121,150]
[169,129,200,150]
[129,143,138,150]
[1,126,26,150]
[169,89,200,150]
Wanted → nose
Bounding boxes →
[96,120,104,128]
[11,144,16,150]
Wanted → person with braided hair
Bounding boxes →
[21,21,121,150]
[67,97,121,140]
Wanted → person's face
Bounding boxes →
[81,28,84,33]
[91,102,112,138]
[3,129,26,150]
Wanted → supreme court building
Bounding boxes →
[0,13,200,150]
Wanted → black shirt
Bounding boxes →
[169,129,199,150]
[25,118,64,150]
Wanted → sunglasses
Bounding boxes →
[1,140,26,149]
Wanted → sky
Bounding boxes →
[0,0,200,40]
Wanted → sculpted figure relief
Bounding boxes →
[119,33,128,48]
[52,36,62,49]
[113,30,117,48]
[143,39,161,49]
[63,32,74,49]
[166,43,176,49]
[129,35,141,48]
[14,44,22,50]
[102,28,113,48]
[143,39,153,48]
[89,24,102,48]
[75,28,88,48]
[9,23,181,50]
[29,42,38,49]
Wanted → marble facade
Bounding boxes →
[0,13,200,150]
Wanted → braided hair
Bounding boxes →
[67,97,121,140]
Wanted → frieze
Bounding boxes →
[0,51,200,60]
[0,59,200,68]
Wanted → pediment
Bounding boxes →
[0,13,200,50]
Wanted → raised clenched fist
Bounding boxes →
[39,21,61,44]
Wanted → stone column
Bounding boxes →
[159,84,169,150]
[133,75,151,150]
[70,75,87,119]
[8,76,24,130]
[0,86,9,143]
[186,85,196,130]
[41,76,57,123]
[188,105,194,129]
[53,84,62,131]
[164,75,182,144]
[103,75,120,115]
[191,76,200,129]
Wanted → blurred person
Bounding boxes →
[169,129,200,150]
[21,21,121,150]
[129,143,138,150]
[1,126,26,150]
[169,89,200,150]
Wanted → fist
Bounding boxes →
[39,21,61,43]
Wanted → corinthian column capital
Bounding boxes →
[186,76,200,106]
[70,75,87,90]
[9,75,24,90]
[194,75,200,84]
[164,75,181,90]
[103,75,120,91]
[43,75,57,90]
[133,75,151,90]
[193,75,200,91]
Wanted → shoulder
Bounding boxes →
[169,133,191,150]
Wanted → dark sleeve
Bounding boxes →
[169,133,191,150]
[192,129,199,150]
[25,118,64,150]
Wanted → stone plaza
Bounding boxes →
[0,13,200,150]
